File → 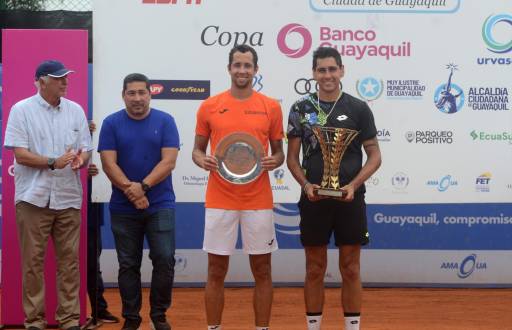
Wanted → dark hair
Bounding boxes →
[122,73,150,93]
[228,44,259,68]
[312,47,342,70]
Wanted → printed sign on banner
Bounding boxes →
[92,0,512,286]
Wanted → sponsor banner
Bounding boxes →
[100,249,512,286]
[96,202,512,252]
[93,0,511,204]
[362,250,512,285]
[149,79,210,100]
[58,200,512,286]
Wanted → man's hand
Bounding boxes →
[71,149,84,171]
[123,181,145,202]
[201,155,218,171]
[55,149,76,169]
[261,155,281,171]
[88,163,99,177]
[133,196,149,210]
[304,182,327,202]
[339,183,355,202]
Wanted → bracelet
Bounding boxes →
[302,180,310,193]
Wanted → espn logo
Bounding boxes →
[143,0,202,4]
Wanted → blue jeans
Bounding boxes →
[111,208,175,322]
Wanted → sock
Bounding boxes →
[208,326,221,330]
[306,312,322,330]
[344,312,360,330]
[255,327,269,330]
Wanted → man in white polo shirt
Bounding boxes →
[3,60,92,330]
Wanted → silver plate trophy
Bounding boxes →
[215,132,264,184]
[312,126,359,198]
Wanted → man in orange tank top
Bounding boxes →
[193,45,284,330]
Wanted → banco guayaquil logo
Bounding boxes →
[356,77,383,101]
[433,64,464,114]
[277,23,312,58]
[440,254,487,279]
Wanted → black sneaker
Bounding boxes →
[97,310,120,323]
[65,327,81,330]
[150,317,171,330]
[121,319,142,330]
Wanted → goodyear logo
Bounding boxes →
[149,80,210,100]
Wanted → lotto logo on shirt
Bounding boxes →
[149,80,210,100]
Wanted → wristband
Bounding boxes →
[302,180,310,193]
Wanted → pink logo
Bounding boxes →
[150,84,164,95]
[277,23,312,58]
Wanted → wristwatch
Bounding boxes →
[141,181,151,193]
[47,157,56,170]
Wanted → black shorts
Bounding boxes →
[298,193,369,247]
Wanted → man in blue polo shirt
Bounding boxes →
[98,73,180,330]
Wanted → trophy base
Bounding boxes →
[316,188,346,198]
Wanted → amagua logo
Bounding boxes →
[277,23,312,58]
[434,63,464,114]
[440,254,487,279]
[426,175,458,192]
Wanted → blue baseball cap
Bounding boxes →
[35,60,74,80]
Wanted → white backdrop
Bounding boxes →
[92,0,512,205]
[92,0,512,286]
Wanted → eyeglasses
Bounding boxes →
[315,66,340,74]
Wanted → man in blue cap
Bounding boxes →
[4,60,93,330]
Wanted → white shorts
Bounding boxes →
[203,208,278,255]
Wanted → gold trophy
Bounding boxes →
[312,126,359,198]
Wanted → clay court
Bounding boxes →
[88,287,512,330]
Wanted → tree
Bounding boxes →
[0,0,46,10]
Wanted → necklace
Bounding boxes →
[312,91,342,126]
